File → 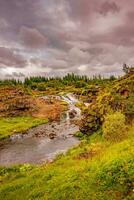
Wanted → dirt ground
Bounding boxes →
[33,98,67,121]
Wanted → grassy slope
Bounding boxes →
[0,74,133,199]
[0,116,48,140]
[0,126,134,200]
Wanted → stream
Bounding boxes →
[0,94,81,166]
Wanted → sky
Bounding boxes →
[0,0,134,79]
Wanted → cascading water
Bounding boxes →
[62,93,81,120]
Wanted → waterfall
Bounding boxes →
[62,93,81,121]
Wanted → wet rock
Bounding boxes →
[69,109,77,119]
[79,110,101,135]
[68,133,74,136]
[49,133,56,139]
[61,135,67,139]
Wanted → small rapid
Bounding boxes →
[62,93,81,121]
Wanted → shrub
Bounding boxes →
[96,157,134,198]
[102,112,127,142]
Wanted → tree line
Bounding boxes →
[0,73,116,88]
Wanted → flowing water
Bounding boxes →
[0,94,81,166]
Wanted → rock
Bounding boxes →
[69,109,77,119]
[49,133,56,139]
[61,135,67,139]
[79,109,101,135]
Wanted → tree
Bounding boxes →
[123,63,130,74]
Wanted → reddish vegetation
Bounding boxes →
[33,98,66,121]
[0,86,66,121]
[0,86,35,117]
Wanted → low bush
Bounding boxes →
[102,112,127,142]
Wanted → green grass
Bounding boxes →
[0,126,134,200]
[0,116,48,140]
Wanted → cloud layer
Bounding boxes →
[0,0,134,78]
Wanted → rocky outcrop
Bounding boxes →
[0,86,35,117]
[79,109,101,135]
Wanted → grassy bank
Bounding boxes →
[0,125,134,200]
[0,116,48,140]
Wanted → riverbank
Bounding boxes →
[0,95,68,141]
[0,125,134,200]
[0,93,81,166]
[0,121,79,166]
[0,116,48,140]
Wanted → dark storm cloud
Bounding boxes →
[0,47,26,68]
[67,0,99,22]
[99,1,120,15]
[0,0,37,29]
[20,26,48,49]
[0,0,134,78]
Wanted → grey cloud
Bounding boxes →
[31,58,68,70]
[67,0,99,22]
[0,0,134,78]
[99,1,120,15]
[0,47,26,68]
[19,26,48,49]
[12,72,25,77]
[5,72,25,79]
[68,47,91,65]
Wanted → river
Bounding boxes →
[0,94,81,166]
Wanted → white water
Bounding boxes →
[62,93,81,121]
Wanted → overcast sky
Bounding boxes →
[0,0,134,79]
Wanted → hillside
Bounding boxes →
[80,72,134,134]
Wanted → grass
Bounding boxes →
[0,125,134,200]
[0,116,48,140]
